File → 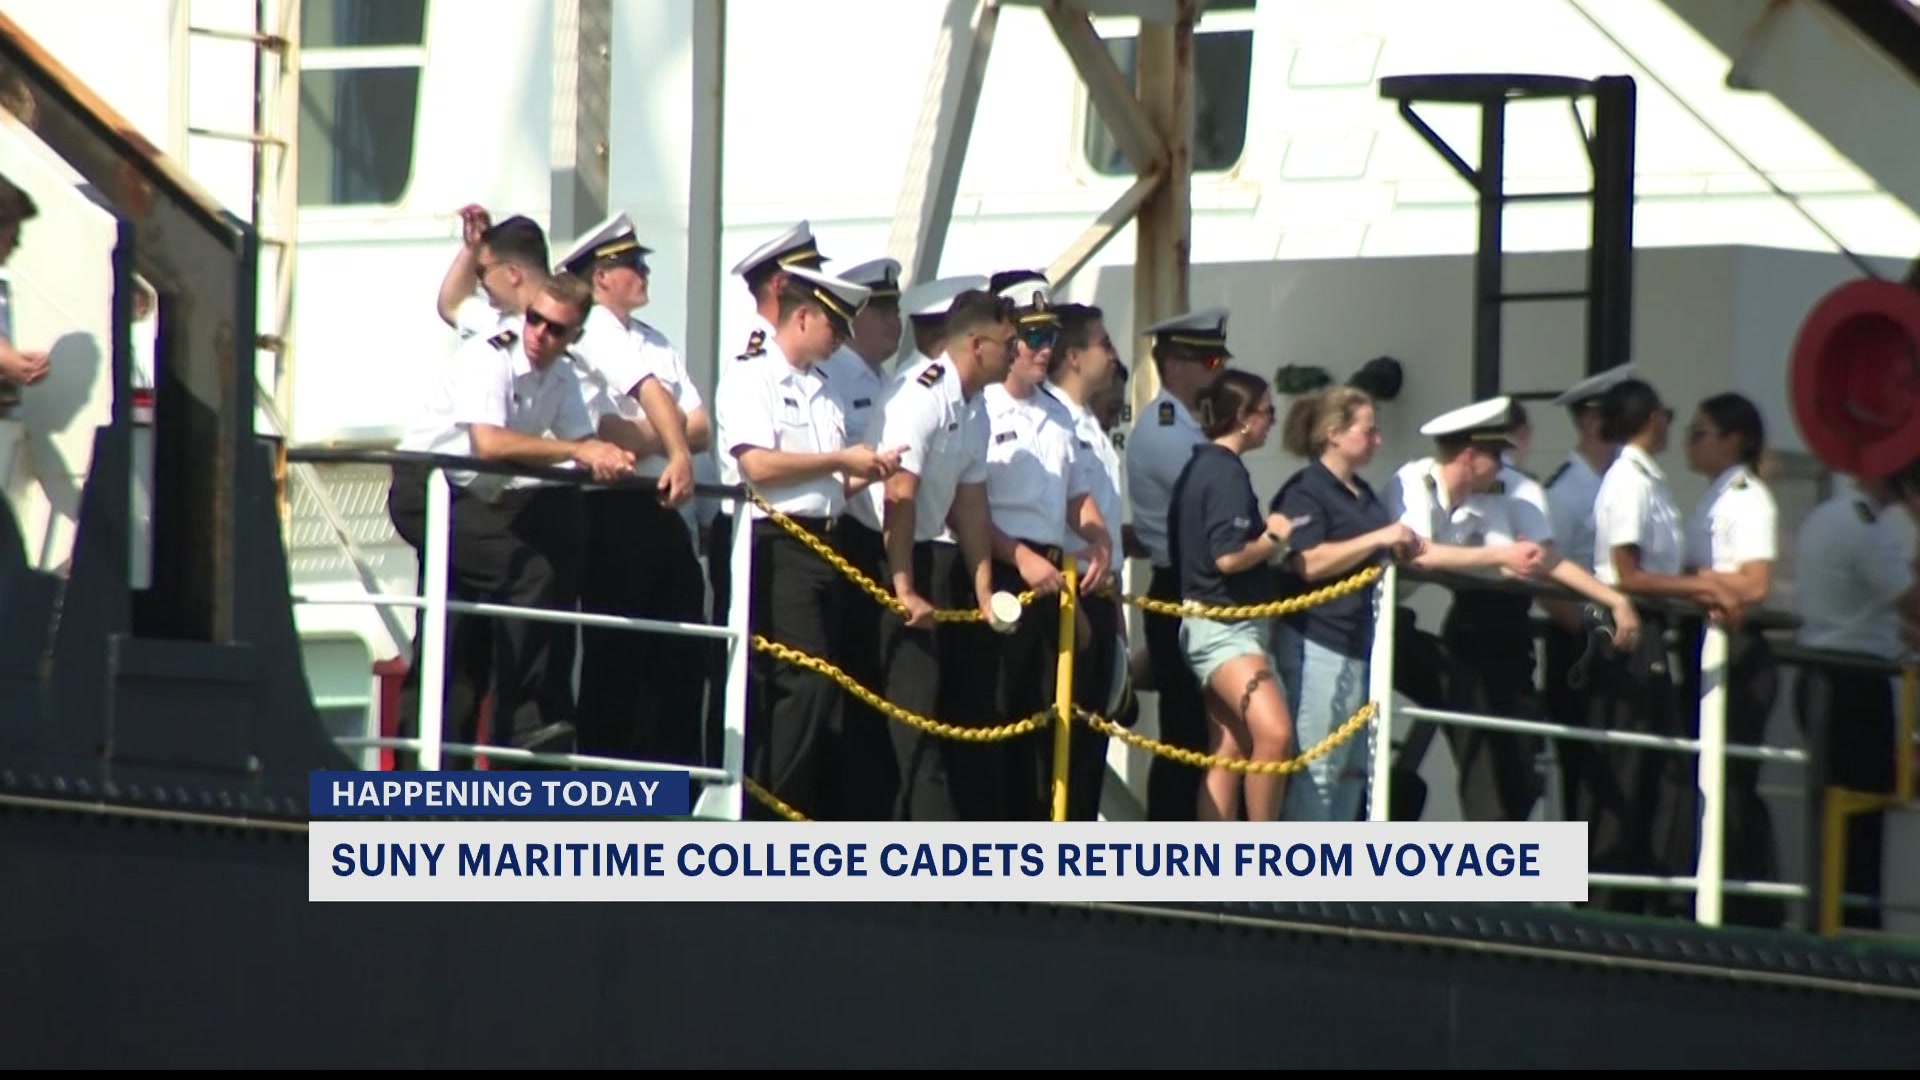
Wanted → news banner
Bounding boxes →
[307,771,1589,902]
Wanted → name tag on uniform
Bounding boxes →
[853,398,872,408]
[781,396,802,422]
[994,431,1017,445]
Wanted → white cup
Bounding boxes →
[987,590,1023,634]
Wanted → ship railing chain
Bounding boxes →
[746,488,1383,624]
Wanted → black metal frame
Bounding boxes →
[1379,73,1637,400]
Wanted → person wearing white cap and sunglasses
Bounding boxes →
[853,288,1013,821]
[1383,395,1639,824]
[711,264,900,820]
[552,212,704,769]
[975,273,1112,820]
[1126,307,1231,822]
[817,256,908,818]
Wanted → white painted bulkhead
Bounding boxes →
[4,0,1920,926]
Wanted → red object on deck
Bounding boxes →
[1789,278,1920,478]
[370,657,491,770]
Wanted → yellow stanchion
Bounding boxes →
[1049,563,1078,823]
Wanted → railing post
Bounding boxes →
[1694,621,1730,927]
[1366,562,1398,822]
[1050,563,1079,823]
[417,467,452,771]
[716,498,755,821]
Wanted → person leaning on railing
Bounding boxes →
[1793,461,1920,930]
[385,273,638,771]
[1167,369,1297,823]
[1382,396,1642,825]
[1268,384,1420,822]
[1583,376,1743,917]
[1679,391,1786,929]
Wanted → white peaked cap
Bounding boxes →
[1549,363,1637,408]
[902,274,991,319]
[838,257,903,298]
[729,220,825,278]
[1420,395,1519,442]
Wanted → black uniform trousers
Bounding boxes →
[1542,619,1597,823]
[574,488,710,767]
[885,539,1005,821]
[1674,619,1784,928]
[1067,589,1126,822]
[1144,564,1207,821]
[1578,611,1692,916]
[1439,591,1545,822]
[1384,608,1473,822]
[385,461,586,771]
[710,511,842,820]
[1795,664,1899,930]
[828,517,901,820]
[995,543,1067,822]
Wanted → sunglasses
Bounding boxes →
[1020,326,1057,352]
[525,308,577,337]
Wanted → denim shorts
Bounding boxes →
[1179,615,1272,686]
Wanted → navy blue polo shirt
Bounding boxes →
[1169,443,1275,608]
[1270,459,1391,658]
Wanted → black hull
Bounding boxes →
[7,799,1919,1069]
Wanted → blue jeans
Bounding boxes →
[1272,622,1372,822]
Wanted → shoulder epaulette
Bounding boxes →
[487,329,518,350]
[736,328,766,361]
[1855,500,1878,525]
[1544,461,1571,489]
[1629,457,1653,478]
[1731,474,1749,490]
[1157,400,1175,426]
[916,363,945,389]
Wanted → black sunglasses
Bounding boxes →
[525,308,577,337]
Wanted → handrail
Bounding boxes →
[1398,564,1803,632]
[286,445,747,501]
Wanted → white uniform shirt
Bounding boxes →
[1591,443,1684,584]
[1544,451,1608,572]
[1045,383,1125,572]
[567,304,662,427]
[850,354,990,542]
[1126,388,1205,568]
[1499,463,1555,544]
[396,326,594,498]
[1686,463,1777,577]
[712,322,848,521]
[1384,457,1550,594]
[1794,487,1915,660]
[820,345,885,447]
[981,382,1094,550]
[452,294,511,341]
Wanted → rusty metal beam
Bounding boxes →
[1127,5,1194,414]
[1047,167,1163,289]
[1044,2,1167,175]
[0,13,250,643]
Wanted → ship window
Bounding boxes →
[297,0,429,207]
[1082,9,1255,177]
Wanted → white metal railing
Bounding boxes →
[285,447,754,822]
[1363,561,1821,929]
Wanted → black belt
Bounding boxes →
[755,513,834,537]
[1011,538,1065,567]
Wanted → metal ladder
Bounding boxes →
[177,2,409,652]
[182,0,301,522]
